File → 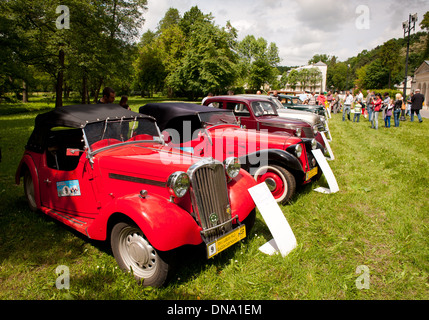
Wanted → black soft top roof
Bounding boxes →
[26,104,155,153]
[139,102,229,131]
[35,103,153,129]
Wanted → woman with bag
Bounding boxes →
[393,93,403,127]
[385,100,394,128]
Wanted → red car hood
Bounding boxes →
[95,143,200,181]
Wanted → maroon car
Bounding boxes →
[203,95,326,150]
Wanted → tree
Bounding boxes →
[420,11,429,60]
[157,7,181,33]
[379,39,401,88]
[363,59,389,89]
[168,16,238,98]
[308,54,332,65]
[133,44,165,97]
[354,65,369,90]
[308,68,322,91]
[298,69,310,91]
[236,35,280,91]
[288,69,299,90]
[0,0,147,106]
[0,0,65,103]
[328,63,348,91]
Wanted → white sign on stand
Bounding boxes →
[248,183,297,257]
[312,148,339,194]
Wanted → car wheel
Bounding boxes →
[111,221,174,287]
[253,165,296,204]
[24,171,37,212]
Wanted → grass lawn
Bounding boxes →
[0,97,428,300]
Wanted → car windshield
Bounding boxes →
[198,111,238,126]
[269,97,284,110]
[84,118,162,152]
[251,101,277,116]
[291,97,304,104]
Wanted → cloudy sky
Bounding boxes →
[140,0,429,66]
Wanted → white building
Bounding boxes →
[279,61,328,94]
[394,76,413,96]
[411,60,429,98]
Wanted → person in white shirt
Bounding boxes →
[342,91,353,121]
[202,92,214,107]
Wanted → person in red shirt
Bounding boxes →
[371,93,382,129]
[317,92,326,106]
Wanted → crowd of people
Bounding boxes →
[97,86,425,131]
[315,89,425,129]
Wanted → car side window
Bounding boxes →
[226,102,249,116]
[286,98,292,105]
[209,101,221,109]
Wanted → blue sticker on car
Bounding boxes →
[57,180,81,197]
[179,147,194,153]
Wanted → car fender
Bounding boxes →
[226,170,257,223]
[238,149,303,176]
[87,193,203,251]
[15,154,41,209]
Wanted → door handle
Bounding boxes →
[44,179,51,184]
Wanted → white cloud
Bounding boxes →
[141,0,429,66]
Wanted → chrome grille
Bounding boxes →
[188,159,233,242]
[302,127,315,138]
[316,120,325,132]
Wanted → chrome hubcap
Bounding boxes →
[119,227,157,277]
[265,178,277,191]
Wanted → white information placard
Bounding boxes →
[248,183,297,257]
[312,148,339,194]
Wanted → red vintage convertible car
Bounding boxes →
[203,95,326,150]
[15,104,256,287]
[139,103,323,204]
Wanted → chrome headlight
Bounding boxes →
[311,139,317,150]
[224,157,241,179]
[313,125,318,135]
[167,171,190,198]
[295,144,303,158]
[295,127,302,137]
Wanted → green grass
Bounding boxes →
[0,99,428,300]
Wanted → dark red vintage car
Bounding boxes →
[139,103,323,204]
[15,104,256,287]
[202,95,326,150]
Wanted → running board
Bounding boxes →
[40,206,94,237]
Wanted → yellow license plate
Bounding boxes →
[207,225,246,259]
[306,167,318,180]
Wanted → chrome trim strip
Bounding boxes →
[109,173,165,187]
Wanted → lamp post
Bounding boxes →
[401,13,418,120]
